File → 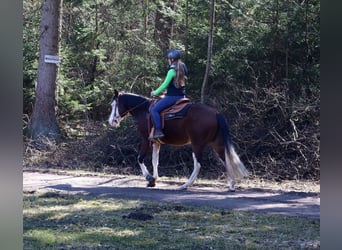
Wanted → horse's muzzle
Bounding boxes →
[109,119,120,128]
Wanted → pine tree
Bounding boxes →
[28,0,63,140]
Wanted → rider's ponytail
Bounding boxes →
[174,60,187,88]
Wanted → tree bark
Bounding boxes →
[28,0,63,140]
[201,0,215,104]
[184,0,189,61]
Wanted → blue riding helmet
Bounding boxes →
[166,49,181,60]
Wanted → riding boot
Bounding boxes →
[153,129,165,139]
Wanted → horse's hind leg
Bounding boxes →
[181,147,203,190]
[212,144,236,192]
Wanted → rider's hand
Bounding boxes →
[150,91,155,97]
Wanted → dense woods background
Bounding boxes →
[23,0,320,181]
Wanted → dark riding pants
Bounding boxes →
[151,95,184,130]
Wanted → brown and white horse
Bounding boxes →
[108,90,248,191]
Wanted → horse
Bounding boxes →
[108,90,248,191]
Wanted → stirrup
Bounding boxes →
[153,130,164,139]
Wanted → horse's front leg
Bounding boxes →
[138,140,151,179]
[147,142,160,187]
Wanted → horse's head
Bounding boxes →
[108,90,125,128]
[109,90,150,128]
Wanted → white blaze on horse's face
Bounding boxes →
[108,99,122,128]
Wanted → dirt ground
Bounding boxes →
[23,170,320,219]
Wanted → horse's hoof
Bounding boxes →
[146,175,156,187]
[228,188,236,192]
[147,178,156,187]
[147,181,156,187]
[179,185,188,191]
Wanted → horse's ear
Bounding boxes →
[114,89,119,98]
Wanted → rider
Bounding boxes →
[150,49,188,139]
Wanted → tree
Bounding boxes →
[28,0,63,140]
[154,0,176,52]
[200,0,215,103]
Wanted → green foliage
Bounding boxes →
[23,0,320,115]
[23,0,41,115]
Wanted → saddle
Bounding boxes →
[148,98,192,138]
[161,98,191,119]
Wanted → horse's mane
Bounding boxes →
[119,92,151,110]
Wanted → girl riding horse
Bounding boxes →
[150,49,188,139]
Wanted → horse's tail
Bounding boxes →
[216,113,249,179]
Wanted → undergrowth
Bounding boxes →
[23,111,319,182]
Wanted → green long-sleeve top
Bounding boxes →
[152,68,176,96]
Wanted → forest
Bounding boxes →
[23,0,320,181]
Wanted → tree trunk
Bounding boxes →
[184,0,189,62]
[201,0,215,104]
[89,2,99,84]
[28,0,63,140]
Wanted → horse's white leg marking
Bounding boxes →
[181,152,201,189]
[219,154,235,191]
[152,143,160,179]
[229,177,235,191]
[138,161,150,177]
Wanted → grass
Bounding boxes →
[24,191,320,249]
